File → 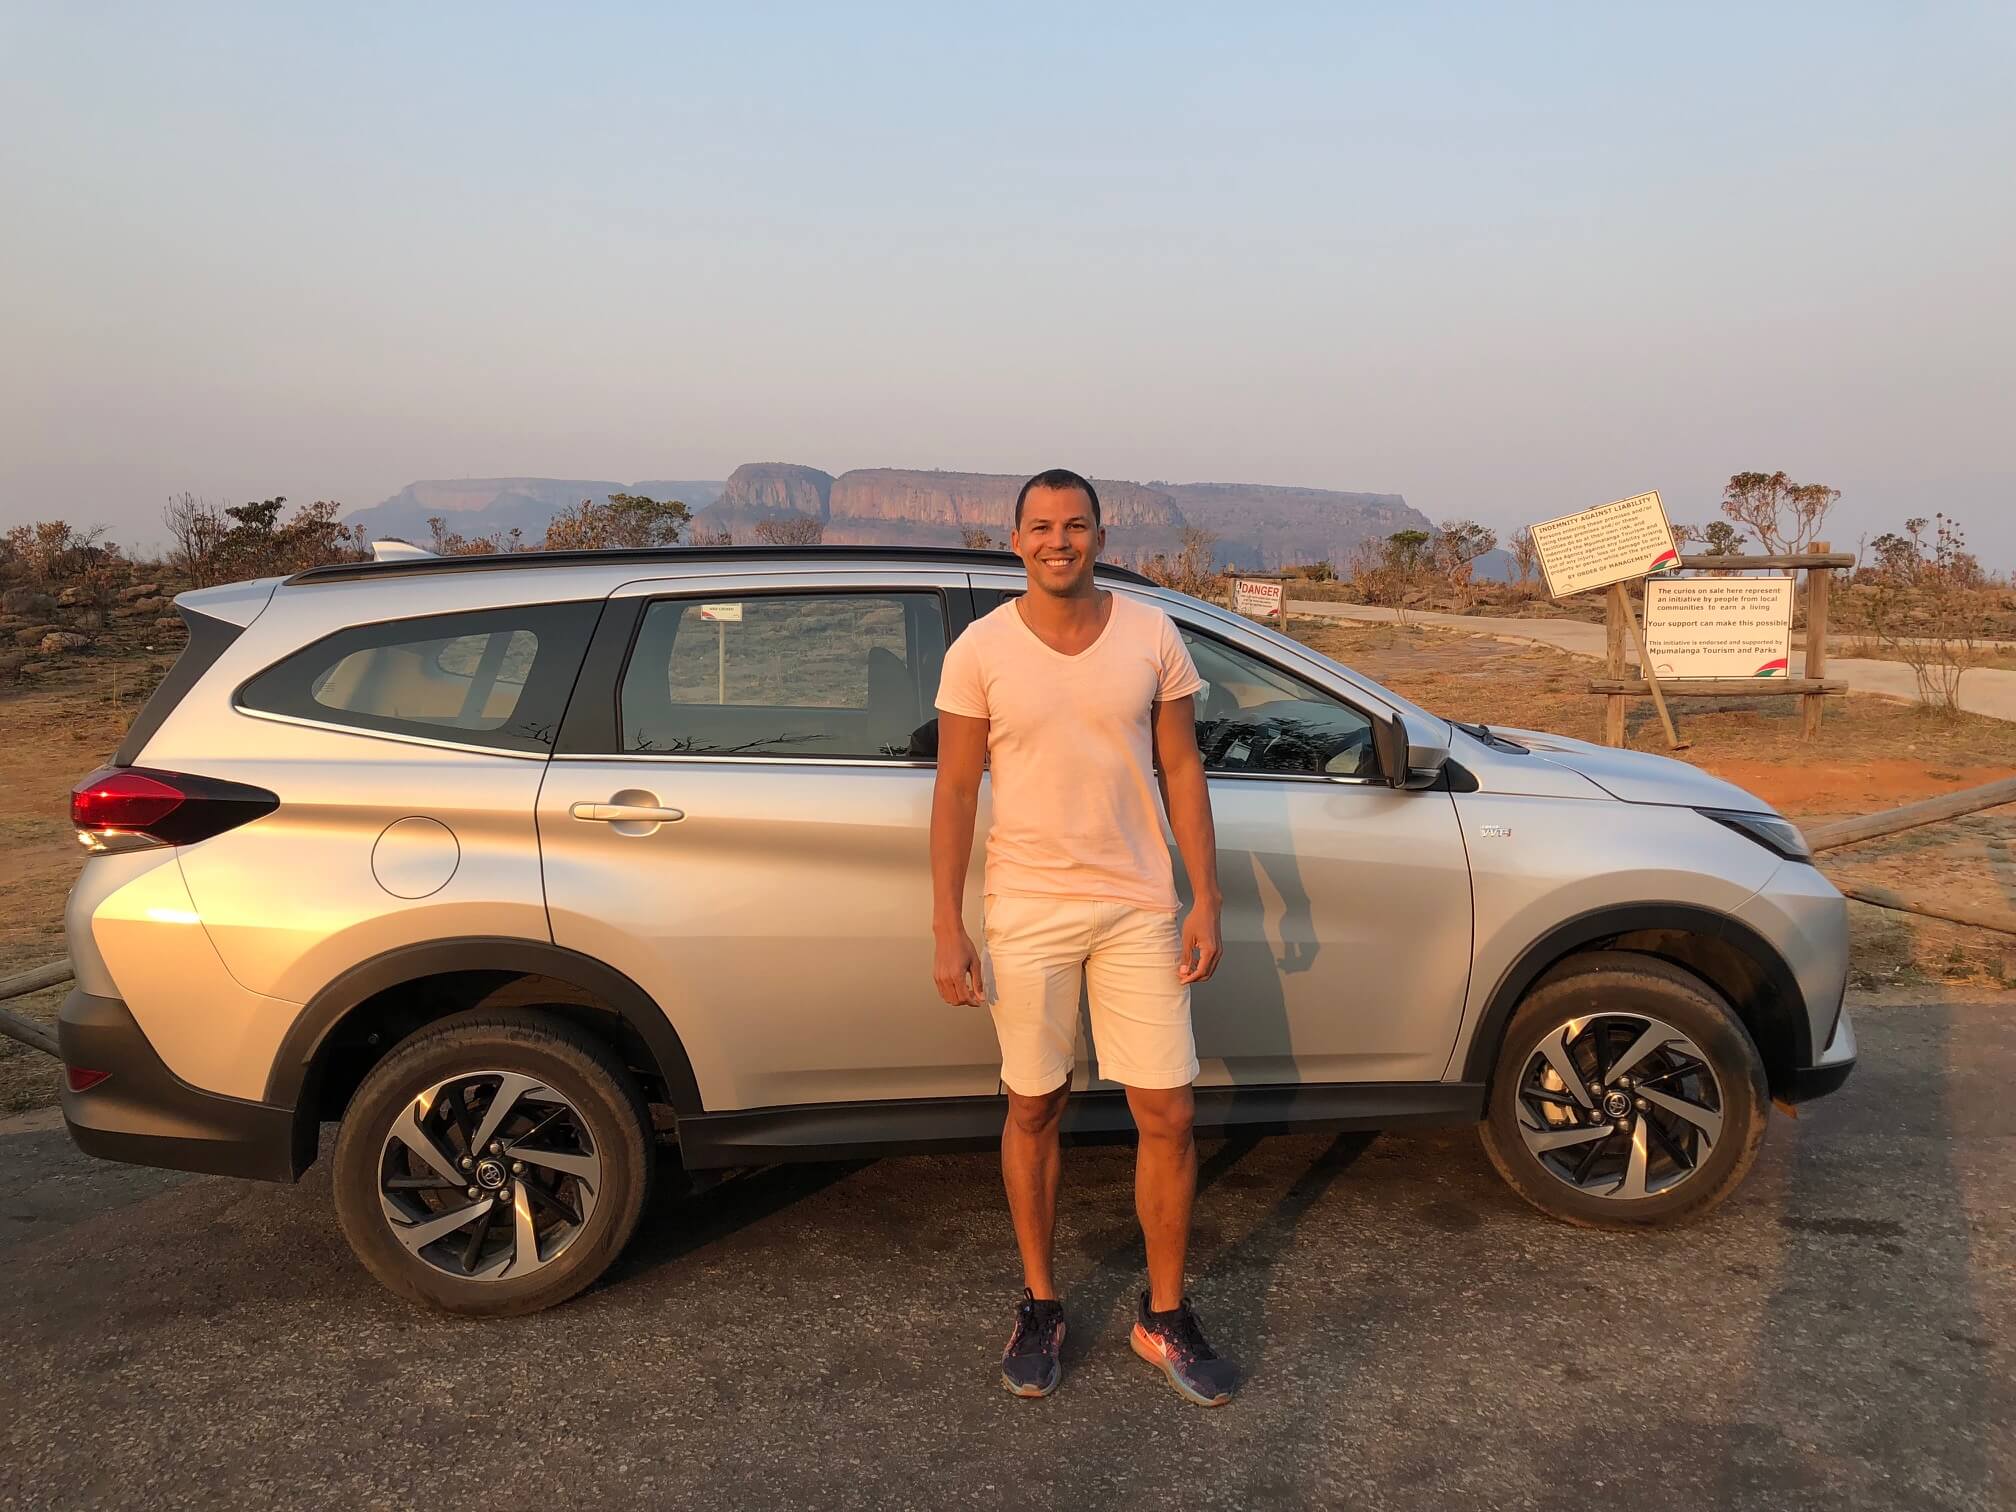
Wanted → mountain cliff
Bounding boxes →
[1161,483,1425,570]
[349,468,1431,568]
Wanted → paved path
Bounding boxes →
[1290,602,2016,722]
[2,994,2010,1510]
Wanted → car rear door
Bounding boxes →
[972,575,1475,1088]
[537,569,1001,1112]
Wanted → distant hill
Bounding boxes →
[1158,482,1426,570]
[346,478,725,544]
[348,468,1433,568]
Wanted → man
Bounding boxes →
[930,467,1235,1407]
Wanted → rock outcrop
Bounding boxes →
[1160,483,1429,570]
[350,468,1431,569]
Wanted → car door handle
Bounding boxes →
[569,802,686,824]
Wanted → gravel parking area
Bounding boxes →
[2,992,2010,1511]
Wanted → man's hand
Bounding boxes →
[1177,902,1222,985]
[934,926,987,1007]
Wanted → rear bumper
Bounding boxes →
[58,989,303,1182]
[1780,999,1858,1106]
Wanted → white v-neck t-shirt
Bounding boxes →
[934,593,1203,912]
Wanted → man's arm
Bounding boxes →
[931,711,990,1006]
[1152,694,1222,984]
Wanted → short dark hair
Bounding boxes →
[1014,468,1101,528]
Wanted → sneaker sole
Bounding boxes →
[1001,1320,1065,1398]
[1130,1325,1231,1408]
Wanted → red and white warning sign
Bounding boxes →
[1233,578,1283,620]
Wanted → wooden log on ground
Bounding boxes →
[1833,880,2016,938]
[1588,677,1846,696]
[0,1007,60,1058]
[0,960,73,1003]
[1803,774,2016,854]
[0,960,71,1058]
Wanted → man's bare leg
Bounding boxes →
[1001,1083,1070,1297]
[1125,1083,1197,1310]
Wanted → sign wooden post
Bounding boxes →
[1621,589,1686,749]
[1803,540,1831,741]
[699,601,743,703]
[1604,586,1628,746]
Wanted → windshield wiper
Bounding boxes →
[1455,720,1528,753]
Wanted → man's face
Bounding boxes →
[1011,484,1104,597]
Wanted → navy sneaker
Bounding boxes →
[1131,1294,1236,1406]
[1001,1289,1066,1398]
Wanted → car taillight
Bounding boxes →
[70,767,280,848]
[66,1066,111,1093]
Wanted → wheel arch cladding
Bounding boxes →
[271,939,702,1138]
[1464,904,1810,1096]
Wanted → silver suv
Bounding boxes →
[60,545,1856,1315]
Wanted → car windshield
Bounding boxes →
[1189,599,1452,736]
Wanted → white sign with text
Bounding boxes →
[1643,577,1794,679]
[1530,491,1682,598]
[1233,578,1283,620]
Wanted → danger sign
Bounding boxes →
[1233,579,1283,620]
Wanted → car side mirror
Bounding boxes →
[1374,715,1447,790]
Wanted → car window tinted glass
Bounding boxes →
[239,602,598,753]
[620,592,948,759]
[1178,627,1376,777]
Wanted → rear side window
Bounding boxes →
[114,608,245,766]
[239,602,599,753]
[619,591,947,758]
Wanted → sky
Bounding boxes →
[3,2,2012,564]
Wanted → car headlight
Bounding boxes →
[1700,808,1813,862]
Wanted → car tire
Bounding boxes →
[332,1009,653,1316]
[1478,951,1770,1229]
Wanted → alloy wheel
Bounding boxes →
[1514,1013,1724,1201]
[376,1071,602,1281]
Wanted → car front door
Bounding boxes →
[1164,613,1474,1087]
[537,570,1001,1112]
[969,576,1475,1090]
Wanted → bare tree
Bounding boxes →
[1698,520,1747,556]
[1863,514,1988,714]
[1507,526,1540,593]
[1431,519,1496,604]
[1348,529,1434,624]
[751,515,825,546]
[543,493,691,550]
[1138,527,1220,598]
[164,493,230,583]
[1720,471,1838,557]
[959,526,999,550]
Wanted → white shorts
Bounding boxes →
[982,894,1199,1097]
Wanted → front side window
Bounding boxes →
[238,602,598,752]
[1178,627,1377,778]
[619,592,948,759]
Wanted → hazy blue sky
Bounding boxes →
[3,3,2011,562]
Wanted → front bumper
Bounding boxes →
[1781,999,1857,1105]
[58,989,304,1182]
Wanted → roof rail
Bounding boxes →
[285,544,1156,587]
